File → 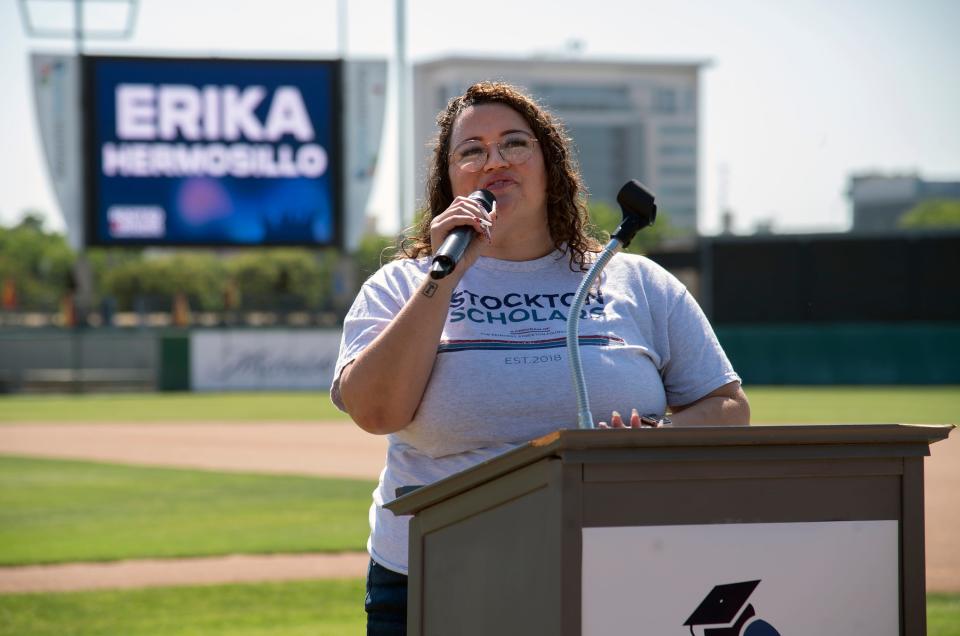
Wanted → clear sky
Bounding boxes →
[1,0,958,237]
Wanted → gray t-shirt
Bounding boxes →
[331,249,739,574]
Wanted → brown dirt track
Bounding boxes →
[0,421,957,593]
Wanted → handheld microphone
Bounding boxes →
[429,189,496,280]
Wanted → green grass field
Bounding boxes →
[930,594,960,636]
[0,582,956,636]
[0,386,956,424]
[0,391,346,423]
[0,580,366,636]
[746,386,959,425]
[0,387,956,633]
[0,457,373,566]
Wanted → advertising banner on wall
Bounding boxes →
[582,520,898,635]
[84,56,342,247]
[190,329,341,391]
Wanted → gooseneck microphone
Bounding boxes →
[429,189,496,280]
[567,180,656,429]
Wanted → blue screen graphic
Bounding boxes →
[86,57,340,246]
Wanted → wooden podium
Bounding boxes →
[386,424,952,636]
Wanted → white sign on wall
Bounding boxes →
[582,520,899,635]
[191,329,341,391]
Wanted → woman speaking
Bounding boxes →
[331,81,749,634]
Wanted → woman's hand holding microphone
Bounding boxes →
[428,191,496,281]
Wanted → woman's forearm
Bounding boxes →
[338,275,458,435]
[669,383,750,427]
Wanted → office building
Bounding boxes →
[414,56,707,235]
[849,174,960,233]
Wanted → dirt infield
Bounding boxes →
[0,553,370,593]
[0,421,957,593]
[924,429,959,593]
[0,422,387,480]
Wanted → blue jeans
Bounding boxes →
[365,558,408,635]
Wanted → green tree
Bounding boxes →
[226,249,333,310]
[0,213,356,315]
[0,214,75,308]
[87,247,145,300]
[101,253,226,311]
[353,233,398,280]
[587,202,680,254]
[898,199,960,229]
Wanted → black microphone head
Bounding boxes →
[616,180,656,228]
[468,189,496,212]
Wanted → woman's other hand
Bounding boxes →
[597,408,663,429]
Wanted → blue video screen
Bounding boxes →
[85,57,341,246]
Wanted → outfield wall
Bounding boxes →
[162,329,341,391]
[716,323,960,385]
[0,328,341,393]
[156,323,960,390]
[702,232,960,324]
[0,329,157,391]
[1,325,957,393]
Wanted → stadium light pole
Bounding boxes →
[337,0,347,58]
[18,0,139,43]
[395,0,412,230]
[18,0,139,344]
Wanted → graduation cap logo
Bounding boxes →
[683,580,781,636]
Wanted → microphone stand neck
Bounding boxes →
[566,238,622,429]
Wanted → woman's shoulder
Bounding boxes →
[604,251,689,301]
[355,256,429,300]
[366,256,431,285]
[606,251,674,280]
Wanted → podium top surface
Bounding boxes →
[386,424,953,516]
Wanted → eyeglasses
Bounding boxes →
[449,132,539,173]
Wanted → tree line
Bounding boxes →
[8,197,958,317]
[0,203,685,316]
[0,215,393,314]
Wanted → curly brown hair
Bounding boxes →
[398,81,599,270]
